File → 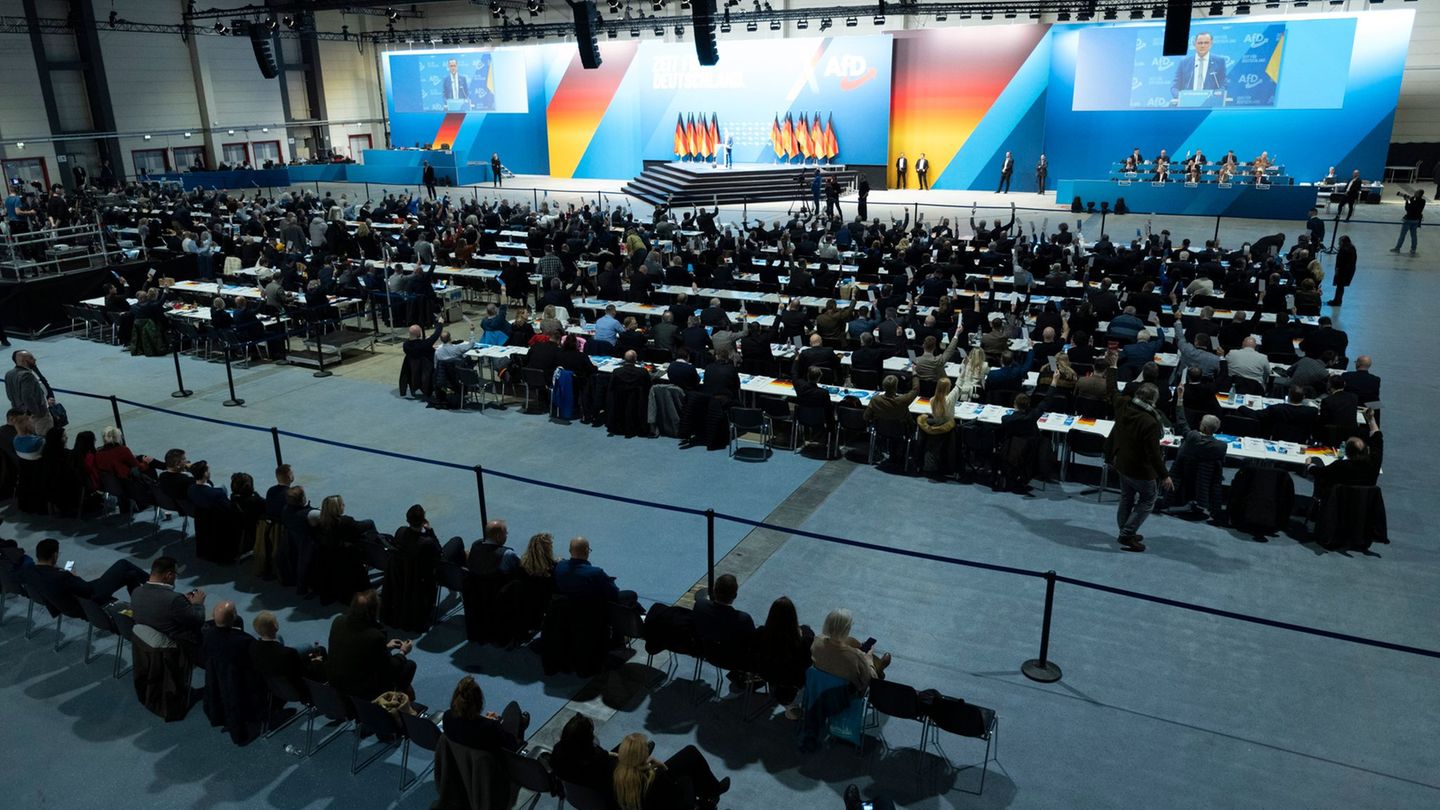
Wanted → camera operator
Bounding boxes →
[1390,189,1425,256]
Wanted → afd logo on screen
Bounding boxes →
[1150,56,1174,71]
[1243,32,1270,48]
[1238,73,1265,90]
[824,54,877,91]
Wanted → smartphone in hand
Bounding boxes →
[860,637,877,653]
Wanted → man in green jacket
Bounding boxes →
[1104,361,1173,552]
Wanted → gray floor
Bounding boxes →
[0,198,1436,809]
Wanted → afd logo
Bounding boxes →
[1243,32,1269,48]
[1146,96,1170,107]
[823,55,877,91]
[1151,56,1173,70]
[1131,77,1142,90]
[1238,73,1264,89]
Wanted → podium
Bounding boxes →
[1177,90,1225,109]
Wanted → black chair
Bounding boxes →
[502,748,564,810]
[148,483,195,539]
[263,676,325,750]
[77,596,130,678]
[435,560,468,622]
[399,710,442,793]
[359,537,392,580]
[1221,413,1263,438]
[793,405,834,457]
[1064,429,1111,500]
[727,406,772,458]
[520,366,551,413]
[872,419,914,471]
[922,695,999,795]
[0,565,37,635]
[452,364,486,410]
[865,679,929,763]
[959,422,997,481]
[985,388,1018,407]
[350,696,403,775]
[1074,395,1110,420]
[1232,376,1266,396]
[848,367,881,391]
[756,395,795,448]
[302,678,357,758]
[835,406,872,461]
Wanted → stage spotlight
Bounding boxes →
[1265,1,1279,7]
[1057,10,1071,20]
[819,16,831,29]
[654,24,663,35]
[1029,10,1041,18]
[608,0,621,10]
[873,14,884,25]
[1129,8,1144,19]
[528,1,543,16]
[630,25,640,36]
[1152,5,1165,17]
[674,23,683,34]
[1004,10,1017,18]
[981,11,993,20]
[1293,0,1308,6]
[770,19,781,30]
[652,1,664,10]
[1103,7,1118,20]
[682,0,692,7]
[1235,2,1250,14]
[1208,1,1222,12]
[959,12,972,19]
[266,18,279,33]
[935,11,946,21]
[796,18,808,28]
[745,20,756,31]
[845,15,857,26]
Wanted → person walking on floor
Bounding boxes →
[1103,354,1171,552]
[1390,189,1425,256]
[1328,235,1357,306]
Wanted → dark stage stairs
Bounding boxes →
[620,162,857,208]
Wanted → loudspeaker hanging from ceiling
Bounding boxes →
[571,0,602,69]
[250,27,279,79]
[692,0,718,66]
[1162,0,1193,56]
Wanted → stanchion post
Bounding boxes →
[170,343,193,398]
[1213,214,1222,245]
[270,427,283,466]
[474,465,489,527]
[705,508,715,595]
[109,395,124,436]
[1021,570,1063,683]
[312,322,333,379]
[221,350,245,407]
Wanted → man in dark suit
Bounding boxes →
[915,153,930,190]
[894,152,908,189]
[201,600,268,745]
[327,589,415,699]
[857,175,870,220]
[1170,32,1227,101]
[442,58,470,105]
[792,332,840,382]
[666,346,701,391]
[249,610,327,684]
[1306,409,1382,500]
[20,538,148,617]
[1259,386,1319,442]
[1340,355,1381,403]
[1340,170,1363,221]
[422,161,437,201]
[130,556,206,651]
[997,151,1014,193]
[700,348,741,402]
[490,152,503,188]
[1036,154,1048,194]
[1317,376,1360,440]
[1299,317,1348,360]
[693,573,755,673]
[699,298,731,329]
[467,519,520,578]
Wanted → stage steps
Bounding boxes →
[620,162,857,208]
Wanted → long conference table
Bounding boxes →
[461,344,1337,468]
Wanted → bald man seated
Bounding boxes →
[553,536,639,610]
[202,600,269,745]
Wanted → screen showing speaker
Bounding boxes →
[383,49,530,114]
[1072,16,1355,111]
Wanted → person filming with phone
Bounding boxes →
[811,608,892,693]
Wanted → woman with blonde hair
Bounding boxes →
[955,348,989,402]
[520,532,556,578]
[811,608,892,694]
[313,494,374,604]
[612,731,729,810]
[916,377,961,478]
[509,533,557,643]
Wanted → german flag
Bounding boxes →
[709,114,720,160]
[674,113,686,157]
[701,114,713,157]
[770,115,782,159]
[782,113,797,160]
[824,114,838,160]
[686,113,698,157]
[810,114,823,161]
[795,112,811,160]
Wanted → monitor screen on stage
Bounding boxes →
[384,49,530,114]
[1072,17,1355,111]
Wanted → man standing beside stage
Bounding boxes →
[916,153,930,190]
[894,152,908,190]
[1340,170,1363,222]
[422,161,437,200]
[810,171,822,215]
[1036,154,1048,194]
[857,174,870,220]
[1390,189,1425,256]
[491,152,502,188]
[724,133,733,169]
[997,151,1014,194]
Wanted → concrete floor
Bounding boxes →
[0,185,1435,809]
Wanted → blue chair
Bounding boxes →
[800,666,867,750]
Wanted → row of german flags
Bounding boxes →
[673,113,722,160]
[770,112,838,162]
